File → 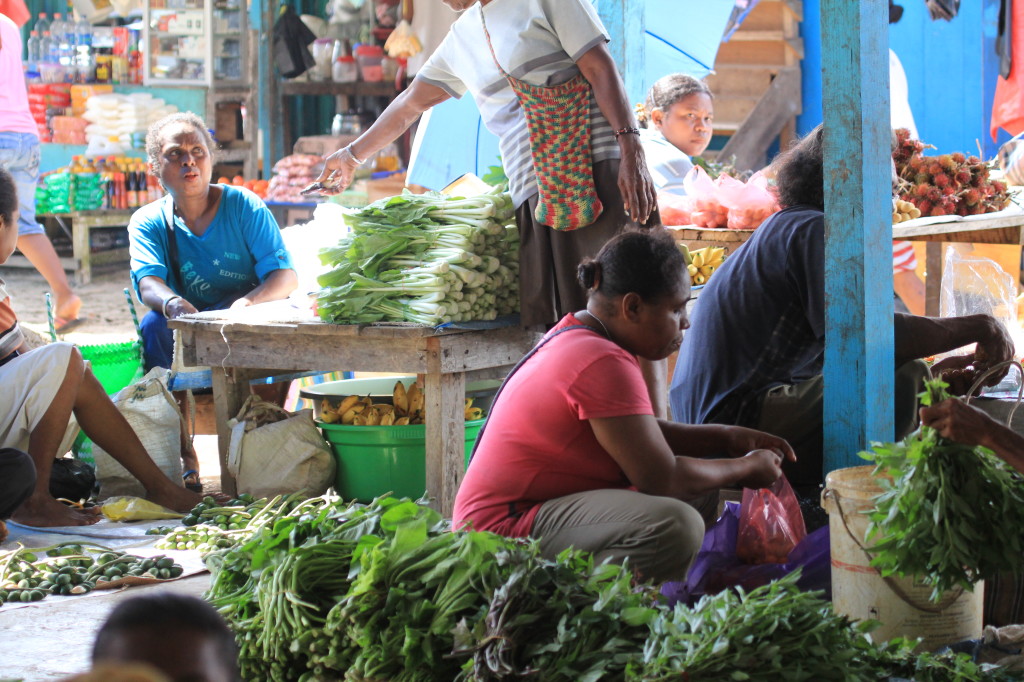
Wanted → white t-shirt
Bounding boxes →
[889,49,918,139]
[416,0,620,206]
[640,128,694,196]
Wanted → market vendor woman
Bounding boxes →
[310,0,668,411]
[453,229,793,583]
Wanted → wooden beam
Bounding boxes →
[821,0,895,472]
[717,67,801,172]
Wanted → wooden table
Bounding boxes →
[893,208,1024,316]
[667,225,756,257]
[170,306,538,516]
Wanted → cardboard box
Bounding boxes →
[293,135,358,157]
[366,172,408,203]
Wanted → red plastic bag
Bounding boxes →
[682,166,729,228]
[735,475,807,564]
[657,191,692,226]
[716,172,779,230]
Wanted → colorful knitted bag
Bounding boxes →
[481,9,603,231]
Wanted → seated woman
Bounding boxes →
[129,112,298,489]
[0,166,201,527]
[453,228,793,583]
[639,74,715,195]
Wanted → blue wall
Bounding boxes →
[798,0,1006,159]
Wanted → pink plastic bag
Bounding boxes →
[682,166,729,228]
[716,172,779,230]
[735,474,807,564]
[657,191,692,226]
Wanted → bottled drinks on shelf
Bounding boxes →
[74,16,93,84]
[33,13,50,37]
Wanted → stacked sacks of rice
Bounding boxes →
[82,93,178,152]
[265,154,324,203]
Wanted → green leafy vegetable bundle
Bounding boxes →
[861,378,1024,599]
[316,187,520,326]
[196,493,1015,681]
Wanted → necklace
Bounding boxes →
[583,310,612,339]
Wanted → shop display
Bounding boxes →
[36,155,162,214]
[893,127,1012,218]
[143,0,247,86]
[82,92,178,151]
[315,187,520,326]
[25,13,141,86]
[265,154,324,203]
[679,245,726,287]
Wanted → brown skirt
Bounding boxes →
[515,159,660,329]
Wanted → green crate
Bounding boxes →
[80,340,143,395]
[319,419,485,502]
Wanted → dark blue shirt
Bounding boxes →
[669,205,827,425]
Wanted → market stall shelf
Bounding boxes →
[666,225,756,254]
[170,305,539,516]
[892,205,1024,316]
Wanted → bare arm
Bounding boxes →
[894,312,1014,383]
[311,79,451,194]
[920,398,1024,474]
[575,43,656,224]
[658,421,797,462]
[590,414,784,500]
[138,275,198,319]
[230,269,299,309]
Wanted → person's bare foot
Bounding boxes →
[11,494,101,527]
[56,293,83,322]
[145,483,202,513]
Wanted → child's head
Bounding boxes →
[643,74,714,157]
[0,166,20,264]
[92,593,240,682]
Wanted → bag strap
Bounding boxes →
[478,5,510,78]
[468,323,598,464]
[162,196,182,292]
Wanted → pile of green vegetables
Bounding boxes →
[197,493,1013,681]
[316,187,520,326]
[861,378,1024,599]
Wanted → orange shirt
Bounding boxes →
[0,278,24,360]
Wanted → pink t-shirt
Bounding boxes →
[0,14,38,136]
[453,313,653,537]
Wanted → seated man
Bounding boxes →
[0,166,201,527]
[669,124,1014,502]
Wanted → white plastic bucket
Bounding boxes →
[821,465,983,652]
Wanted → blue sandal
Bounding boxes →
[183,469,203,493]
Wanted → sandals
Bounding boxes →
[183,469,204,493]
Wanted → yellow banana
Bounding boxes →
[394,416,410,426]
[364,408,380,426]
[380,411,395,426]
[360,396,373,409]
[687,264,698,277]
[691,250,705,268]
[677,243,692,265]
[393,381,408,416]
[465,407,483,421]
[320,398,337,417]
[699,265,714,278]
[407,381,424,417]
[337,394,361,414]
[694,273,706,285]
[320,409,340,424]
[352,414,367,426]
[341,404,364,424]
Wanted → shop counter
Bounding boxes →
[170,303,539,515]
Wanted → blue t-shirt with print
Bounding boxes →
[129,184,293,309]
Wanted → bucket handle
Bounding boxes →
[823,487,966,614]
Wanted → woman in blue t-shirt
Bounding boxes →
[129,112,297,489]
[638,74,715,196]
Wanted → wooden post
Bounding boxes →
[820,0,895,471]
[597,1,645,106]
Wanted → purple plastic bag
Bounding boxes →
[661,501,831,607]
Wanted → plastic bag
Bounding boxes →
[49,456,96,501]
[660,502,831,607]
[736,475,807,564]
[102,496,182,521]
[682,166,728,228]
[657,191,691,227]
[716,171,779,230]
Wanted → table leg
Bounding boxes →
[423,339,466,518]
[925,242,943,318]
[211,367,262,497]
[70,216,91,285]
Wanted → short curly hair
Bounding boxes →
[640,74,713,126]
[146,111,217,182]
[769,124,825,210]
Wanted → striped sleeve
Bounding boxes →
[0,282,24,361]
[892,240,918,274]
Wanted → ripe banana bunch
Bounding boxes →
[682,246,726,286]
[892,199,921,224]
[317,380,485,426]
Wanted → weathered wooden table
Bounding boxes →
[893,207,1024,316]
[170,305,538,515]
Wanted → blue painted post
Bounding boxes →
[820,0,895,471]
[597,1,646,106]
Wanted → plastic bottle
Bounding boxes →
[26,31,41,71]
[34,13,50,37]
[75,15,93,83]
[128,46,142,85]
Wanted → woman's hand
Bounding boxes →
[720,425,797,463]
[919,398,996,448]
[734,449,785,489]
[307,147,361,196]
[617,137,658,224]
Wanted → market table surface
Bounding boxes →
[893,204,1024,316]
[169,302,539,516]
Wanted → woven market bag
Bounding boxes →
[227,395,335,499]
[92,367,186,498]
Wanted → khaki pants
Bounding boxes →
[749,359,930,490]
[530,488,706,583]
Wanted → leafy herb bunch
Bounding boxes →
[861,378,1024,600]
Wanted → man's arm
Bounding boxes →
[894,312,1014,379]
